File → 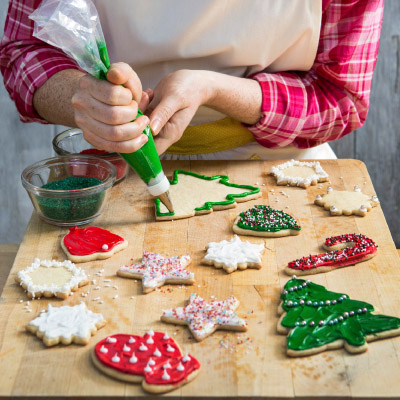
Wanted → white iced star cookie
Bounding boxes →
[314,186,380,216]
[117,251,194,294]
[27,302,106,346]
[161,293,248,341]
[270,160,329,188]
[202,235,264,273]
[15,258,89,299]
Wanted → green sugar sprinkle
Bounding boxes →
[237,205,301,232]
[37,177,104,222]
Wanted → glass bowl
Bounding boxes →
[52,128,129,183]
[21,156,116,226]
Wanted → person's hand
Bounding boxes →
[72,62,153,153]
[147,70,214,154]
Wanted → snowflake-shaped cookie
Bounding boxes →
[27,302,106,346]
[270,160,329,188]
[161,293,247,341]
[117,251,194,293]
[155,170,261,220]
[15,258,89,299]
[314,186,380,216]
[202,235,264,273]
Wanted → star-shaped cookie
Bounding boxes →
[27,302,106,346]
[314,186,380,216]
[161,293,248,341]
[155,170,261,220]
[117,251,194,293]
[15,258,89,299]
[202,235,265,273]
[270,160,329,188]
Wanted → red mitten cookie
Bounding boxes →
[92,331,200,393]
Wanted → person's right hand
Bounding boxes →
[72,62,152,153]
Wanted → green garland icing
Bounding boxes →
[155,170,260,217]
[237,205,301,232]
[280,278,400,352]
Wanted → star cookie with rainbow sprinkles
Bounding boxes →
[161,293,247,341]
[117,251,194,293]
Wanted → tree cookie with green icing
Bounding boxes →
[155,170,261,221]
[277,277,400,357]
[233,205,301,237]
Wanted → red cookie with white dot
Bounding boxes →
[91,331,200,393]
[284,233,377,276]
[61,226,128,263]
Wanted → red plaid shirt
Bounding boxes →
[0,0,384,148]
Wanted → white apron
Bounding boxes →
[93,0,334,160]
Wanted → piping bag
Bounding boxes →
[30,0,174,212]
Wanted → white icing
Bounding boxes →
[330,206,338,212]
[327,187,333,193]
[354,186,361,192]
[112,354,120,363]
[144,365,152,373]
[148,357,156,366]
[17,258,88,298]
[270,160,329,187]
[204,235,264,269]
[99,345,108,354]
[315,195,322,201]
[107,337,117,343]
[162,370,170,380]
[163,333,169,340]
[372,195,379,202]
[146,337,154,344]
[177,362,185,371]
[128,336,135,344]
[129,353,138,364]
[123,344,131,352]
[166,344,175,352]
[139,343,148,351]
[147,329,154,336]
[182,354,191,362]
[27,302,104,341]
[153,348,162,357]
[102,244,109,250]
[360,205,367,212]
[163,362,171,369]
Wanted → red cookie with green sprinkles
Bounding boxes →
[284,233,377,276]
[233,205,301,237]
[61,226,128,263]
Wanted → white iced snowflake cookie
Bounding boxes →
[314,186,380,216]
[202,235,265,273]
[270,160,329,188]
[15,258,89,299]
[27,302,106,346]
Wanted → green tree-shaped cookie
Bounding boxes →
[278,277,400,356]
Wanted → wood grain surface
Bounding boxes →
[0,160,399,400]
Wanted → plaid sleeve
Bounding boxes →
[0,0,81,123]
[247,0,384,149]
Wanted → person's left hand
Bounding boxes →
[147,70,214,154]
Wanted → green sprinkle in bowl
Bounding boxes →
[21,155,116,226]
[53,128,129,183]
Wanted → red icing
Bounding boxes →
[63,226,125,256]
[287,233,377,271]
[94,332,200,386]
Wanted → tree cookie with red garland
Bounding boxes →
[233,205,301,237]
[61,226,128,263]
[314,186,380,216]
[284,233,377,276]
[117,251,194,293]
[91,331,200,393]
[155,170,260,220]
[270,160,329,188]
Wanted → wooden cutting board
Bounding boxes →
[1,159,400,400]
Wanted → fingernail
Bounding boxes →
[140,134,148,146]
[151,119,161,135]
